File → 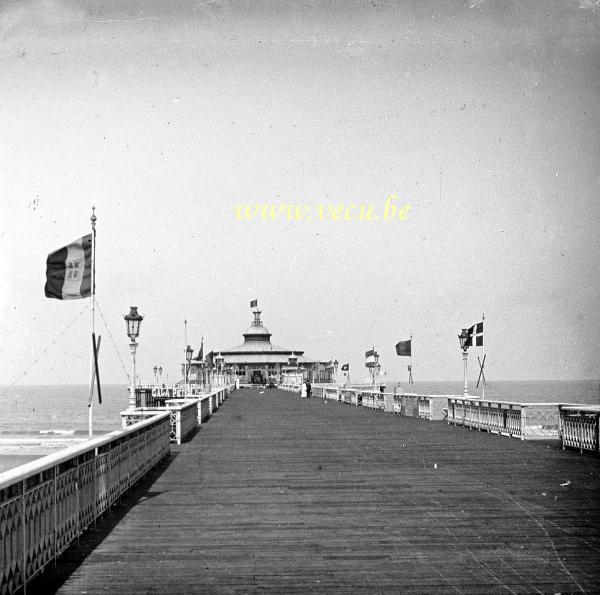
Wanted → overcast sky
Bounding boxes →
[1,0,599,385]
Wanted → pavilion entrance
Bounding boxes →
[251,370,266,384]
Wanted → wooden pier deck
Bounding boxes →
[32,388,600,594]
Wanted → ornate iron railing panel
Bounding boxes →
[120,384,236,445]
[0,412,170,595]
[559,406,600,454]
[448,397,568,440]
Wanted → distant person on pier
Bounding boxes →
[306,380,311,398]
[301,382,307,398]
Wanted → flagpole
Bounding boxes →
[482,313,486,398]
[184,318,188,397]
[88,207,97,439]
[410,333,413,385]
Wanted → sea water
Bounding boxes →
[384,379,600,404]
[0,384,128,472]
[1,381,599,473]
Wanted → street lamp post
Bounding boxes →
[153,365,158,385]
[158,366,163,386]
[215,353,224,386]
[124,306,143,410]
[333,359,338,386]
[458,328,469,397]
[372,352,380,386]
[185,344,193,397]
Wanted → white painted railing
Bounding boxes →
[559,405,600,454]
[310,385,449,419]
[0,412,171,594]
[278,383,301,393]
[392,394,453,420]
[120,385,234,444]
[447,397,566,440]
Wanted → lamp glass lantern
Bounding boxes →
[124,306,143,342]
[186,344,194,363]
[458,329,469,351]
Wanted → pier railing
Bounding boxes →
[0,412,171,595]
[447,397,564,440]
[278,383,301,393]
[392,394,453,420]
[308,385,592,443]
[559,405,600,454]
[121,385,234,444]
[309,385,450,420]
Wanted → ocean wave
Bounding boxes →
[39,429,77,436]
[0,436,88,455]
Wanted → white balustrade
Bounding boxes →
[447,397,567,440]
[121,385,235,444]
[559,406,600,454]
[0,412,171,594]
[278,384,301,393]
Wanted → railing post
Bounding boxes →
[520,406,526,440]
[558,406,565,450]
[93,447,98,529]
[76,459,80,544]
[22,479,27,594]
[53,466,57,566]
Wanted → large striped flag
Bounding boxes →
[466,321,484,347]
[45,234,92,300]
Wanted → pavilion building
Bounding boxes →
[195,309,332,385]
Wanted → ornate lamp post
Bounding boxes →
[458,328,469,397]
[185,344,193,396]
[158,366,163,385]
[153,365,158,385]
[215,353,224,386]
[333,359,338,385]
[124,306,143,410]
[371,351,380,386]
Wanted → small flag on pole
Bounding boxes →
[45,234,92,300]
[466,322,484,347]
[250,299,258,308]
[197,337,204,361]
[395,339,411,357]
[365,348,376,359]
[341,363,349,372]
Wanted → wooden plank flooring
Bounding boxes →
[31,388,600,593]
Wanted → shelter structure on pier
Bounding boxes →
[194,309,331,385]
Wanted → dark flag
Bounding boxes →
[395,339,411,357]
[341,363,349,371]
[466,322,484,347]
[250,299,258,308]
[365,348,375,358]
[45,234,92,300]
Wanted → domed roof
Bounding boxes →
[242,310,272,342]
[244,324,271,337]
